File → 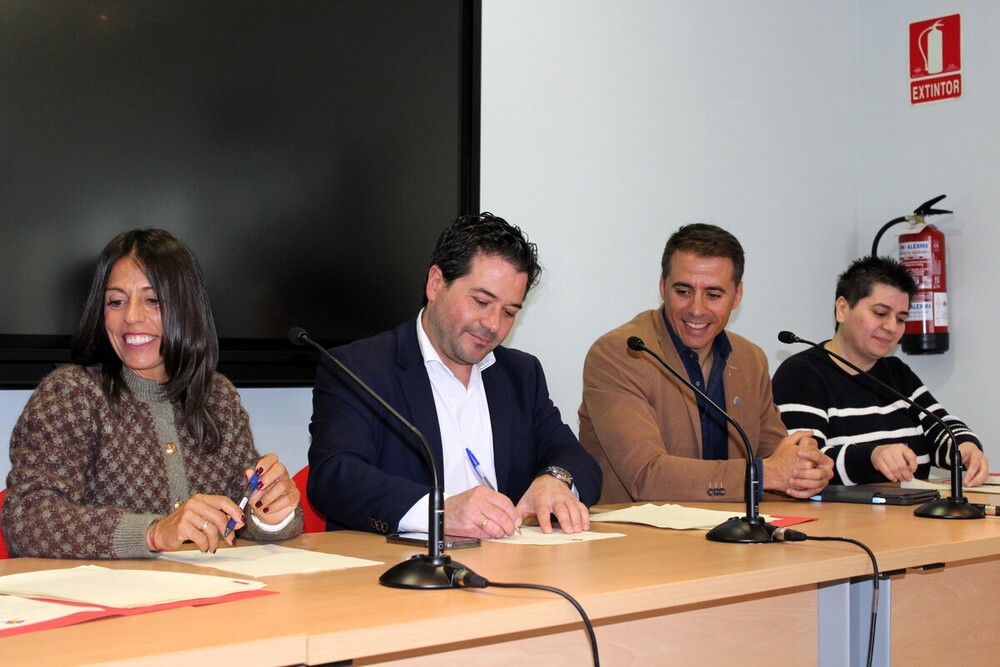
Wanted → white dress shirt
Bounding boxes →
[397,311,498,533]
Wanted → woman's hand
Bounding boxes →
[959,442,990,487]
[148,493,244,553]
[870,444,918,482]
[246,453,300,526]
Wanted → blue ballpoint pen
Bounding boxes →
[465,447,496,491]
[465,448,521,534]
[224,470,261,538]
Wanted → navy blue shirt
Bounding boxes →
[663,311,732,460]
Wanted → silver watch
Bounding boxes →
[540,465,573,489]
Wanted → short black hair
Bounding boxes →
[661,223,745,284]
[424,212,541,304]
[836,256,918,307]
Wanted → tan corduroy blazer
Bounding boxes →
[579,308,787,503]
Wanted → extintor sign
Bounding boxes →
[909,14,962,105]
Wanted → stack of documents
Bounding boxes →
[0,565,269,637]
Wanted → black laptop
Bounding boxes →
[810,484,941,505]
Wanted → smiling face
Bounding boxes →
[832,282,910,370]
[659,250,743,365]
[421,252,527,384]
[103,255,167,382]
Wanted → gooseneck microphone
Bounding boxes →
[626,336,773,543]
[778,331,983,520]
[290,326,483,587]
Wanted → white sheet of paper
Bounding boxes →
[486,526,624,545]
[0,565,265,608]
[590,503,774,530]
[160,544,383,577]
[0,594,103,629]
[903,478,1000,496]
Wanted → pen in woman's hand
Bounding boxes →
[224,469,261,537]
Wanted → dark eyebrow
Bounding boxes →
[670,280,727,293]
[872,302,908,316]
[471,287,522,310]
[104,285,156,296]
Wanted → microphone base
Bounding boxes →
[914,496,985,520]
[706,516,774,544]
[379,554,463,589]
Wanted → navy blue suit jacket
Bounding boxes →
[307,318,602,533]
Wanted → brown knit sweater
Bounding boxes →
[3,365,302,559]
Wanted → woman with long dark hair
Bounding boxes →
[3,229,302,558]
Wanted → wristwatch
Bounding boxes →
[539,466,573,489]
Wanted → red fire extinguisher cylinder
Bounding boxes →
[898,223,949,354]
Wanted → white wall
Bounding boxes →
[3,0,997,484]
[481,1,859,429]
[481,0,997,463]
[0,392,30,485]
[855,1,1000,461]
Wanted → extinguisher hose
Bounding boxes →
[870,216,909,257]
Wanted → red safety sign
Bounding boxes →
[909,14,961,105]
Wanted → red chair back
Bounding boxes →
[0,488,9,559]
[292,466,327,533]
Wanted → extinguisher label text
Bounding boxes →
[907,295,949,327]
[909,301,933,321]
[900,241,934,288]
[900,241,931,256]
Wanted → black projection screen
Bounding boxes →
[0,0,480,386]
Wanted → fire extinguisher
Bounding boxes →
[870,194,951,354]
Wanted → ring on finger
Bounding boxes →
[201,519,209,531]
[480,517,489,529]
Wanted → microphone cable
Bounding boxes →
[772,528,880,667]
[446,566,600,666]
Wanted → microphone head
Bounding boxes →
[288,327,309,346]
[777,331,799,345]
[626,336,645,352]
